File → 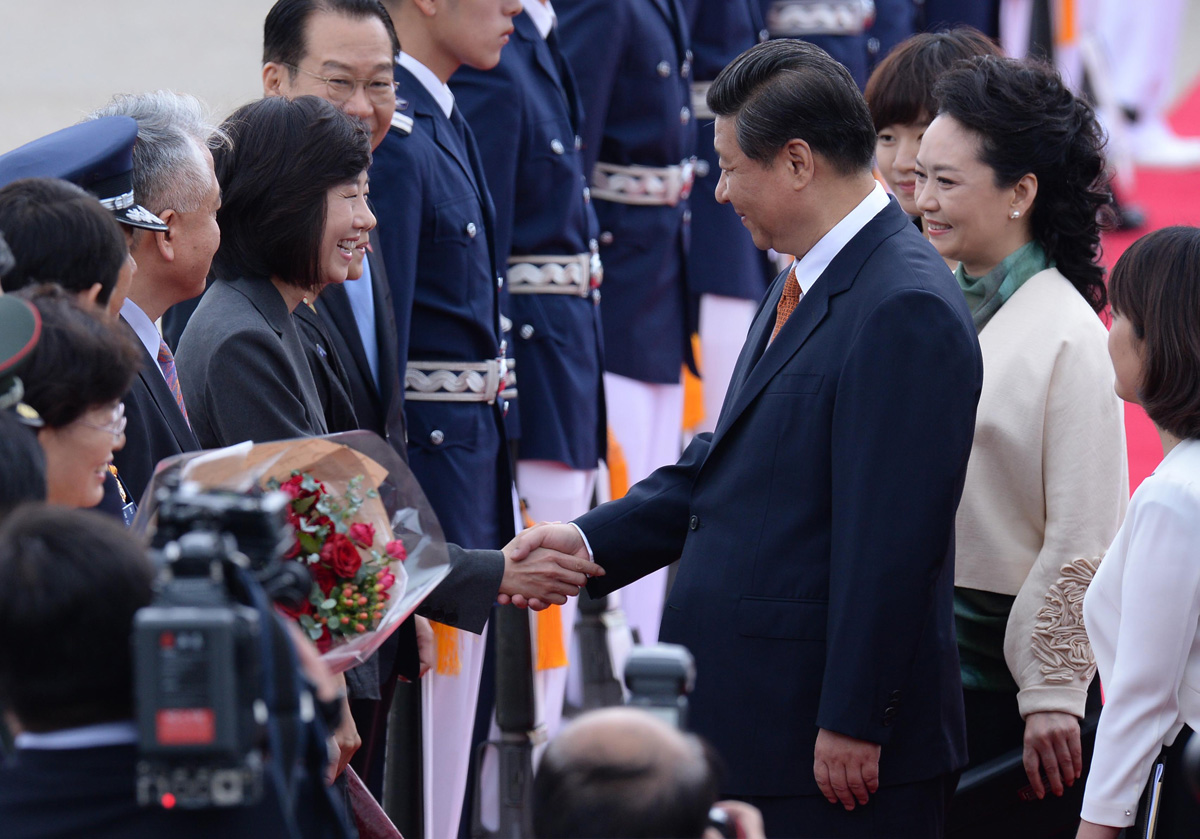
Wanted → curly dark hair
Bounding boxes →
[934,56,1110,313]
[864,27,1001,131]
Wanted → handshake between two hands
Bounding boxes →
[497,522,604,611]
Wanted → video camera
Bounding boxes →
[132,482,313,811]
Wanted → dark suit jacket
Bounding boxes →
[0,743,341,839]
[370,65,514,550]
[175,276,328,449]
[294,300,360,435]
[314,249,408,460]
[451,11,606,470]
[581,199,982,797]
[556,0,696,383]
[113,317,200,505]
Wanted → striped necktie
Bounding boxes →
[770,265,802,343]
[156,337,189,424]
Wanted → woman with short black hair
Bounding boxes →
[914,55,1128,803]
[1079,227,1200,838]
[175,95,374,448]
[16,285,141,509]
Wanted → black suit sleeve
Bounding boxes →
[416,545,505,634]
[818,287,980,745]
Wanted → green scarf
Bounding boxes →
[956,240,1050,332]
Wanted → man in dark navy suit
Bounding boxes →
[87,92,220,507]
[450,0,606,743]
[555,0,697,659]
[509,40,981,837]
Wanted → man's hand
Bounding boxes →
[1024,710,1082,798]
[814,728,881,810]
[326,674,360,785]
[497,523,603,610]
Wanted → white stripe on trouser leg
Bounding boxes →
[696,293,757,435]
[602,372,684,672]
[422,622,488,839]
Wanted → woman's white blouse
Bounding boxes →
[1082,437,1200,827]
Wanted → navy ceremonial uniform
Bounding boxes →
[451,2,607,746]
[368,54,516,839]
[556,0,696,649]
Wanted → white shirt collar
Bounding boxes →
[522,1,557,39]
[119,298,165,371]
[791,181,890,295]
[16,721,138,750]
[398,52,455,119]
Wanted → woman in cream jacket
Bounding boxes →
[916,57,1128,800]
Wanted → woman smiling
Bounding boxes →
[175,95,374,448]
[915,56,1128,808]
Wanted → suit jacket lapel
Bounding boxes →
[120,319,197,449]
[317,284,375,396]
[711,200,911,448]
[367,248,400,411]
[395,66,481,199]
[519,14,570,114]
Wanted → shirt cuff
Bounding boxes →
[570,522,595,562]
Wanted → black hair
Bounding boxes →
[532,730,719,838]
[0,411,47,518]
[707,39,876,175]
[263,0,400,68]
[1109,226,1200,440]
[0,178,128,304]
[211,95,372,293]
[934,56,1110,312]
[864,28,1002,130]
[0,504,154,731]
[13,285,141,428]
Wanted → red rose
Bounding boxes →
[378,572,396,592]
[348,522,376,548]
[385,540,407,562]
[279,474,307,500]
[311,563,338,595]
[320,532,362,579]
[276,597,312,620]
[315,626,333,654]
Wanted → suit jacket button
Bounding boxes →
[689,515,699,530]
[550,139,565,155]
[890,690,902,703]
[519,324,535,340]
[465,222,477,238]
[657,60,671,78]
[680,107,691,125]
[429,430,445,446]
[599,231,614,245]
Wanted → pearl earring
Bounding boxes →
[1010,210,1021,219]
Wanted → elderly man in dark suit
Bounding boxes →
[87,92,221,506]
[509,39,982,838]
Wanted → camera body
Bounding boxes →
[623,643,696,730]
[132,485,308,810]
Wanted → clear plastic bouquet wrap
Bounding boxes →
[133,431,451,673]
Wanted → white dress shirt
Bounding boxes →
[1082,437,1200,827]
[119,298,166,381]
[789,181,890,296]
[15,721,137,750]
[398,52,455,119]
[523,0,557,38]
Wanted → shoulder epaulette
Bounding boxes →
[390,112,414,135]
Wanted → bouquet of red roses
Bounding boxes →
[134,432,452,673]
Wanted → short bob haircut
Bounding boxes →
[934,56,1110,313]
[864,27,1001,131]
[707,39,876,176]
[0,178,128,304]
[1108,226,1200,440]
[211,95,372,293]
[0,504,154,731]
[13,284,141,429]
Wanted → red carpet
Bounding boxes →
[1099,83,1200,491]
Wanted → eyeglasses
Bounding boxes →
[76,402,127,442]
[285,64,398,105]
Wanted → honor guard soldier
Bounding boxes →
[555,0,697,651]
[683,0,777,434]
[451,0,607,747]
[0,116,168,525]
[372,2,523,838]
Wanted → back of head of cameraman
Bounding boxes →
[0,505,345,839]
[532,707,765,839]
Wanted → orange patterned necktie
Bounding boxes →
[771,265,801,343]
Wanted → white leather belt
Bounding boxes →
[590,160,696,207]
[691,82,715,122]
[506,252,603,297]
[405,355,517,404]
[766,0,875,37]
